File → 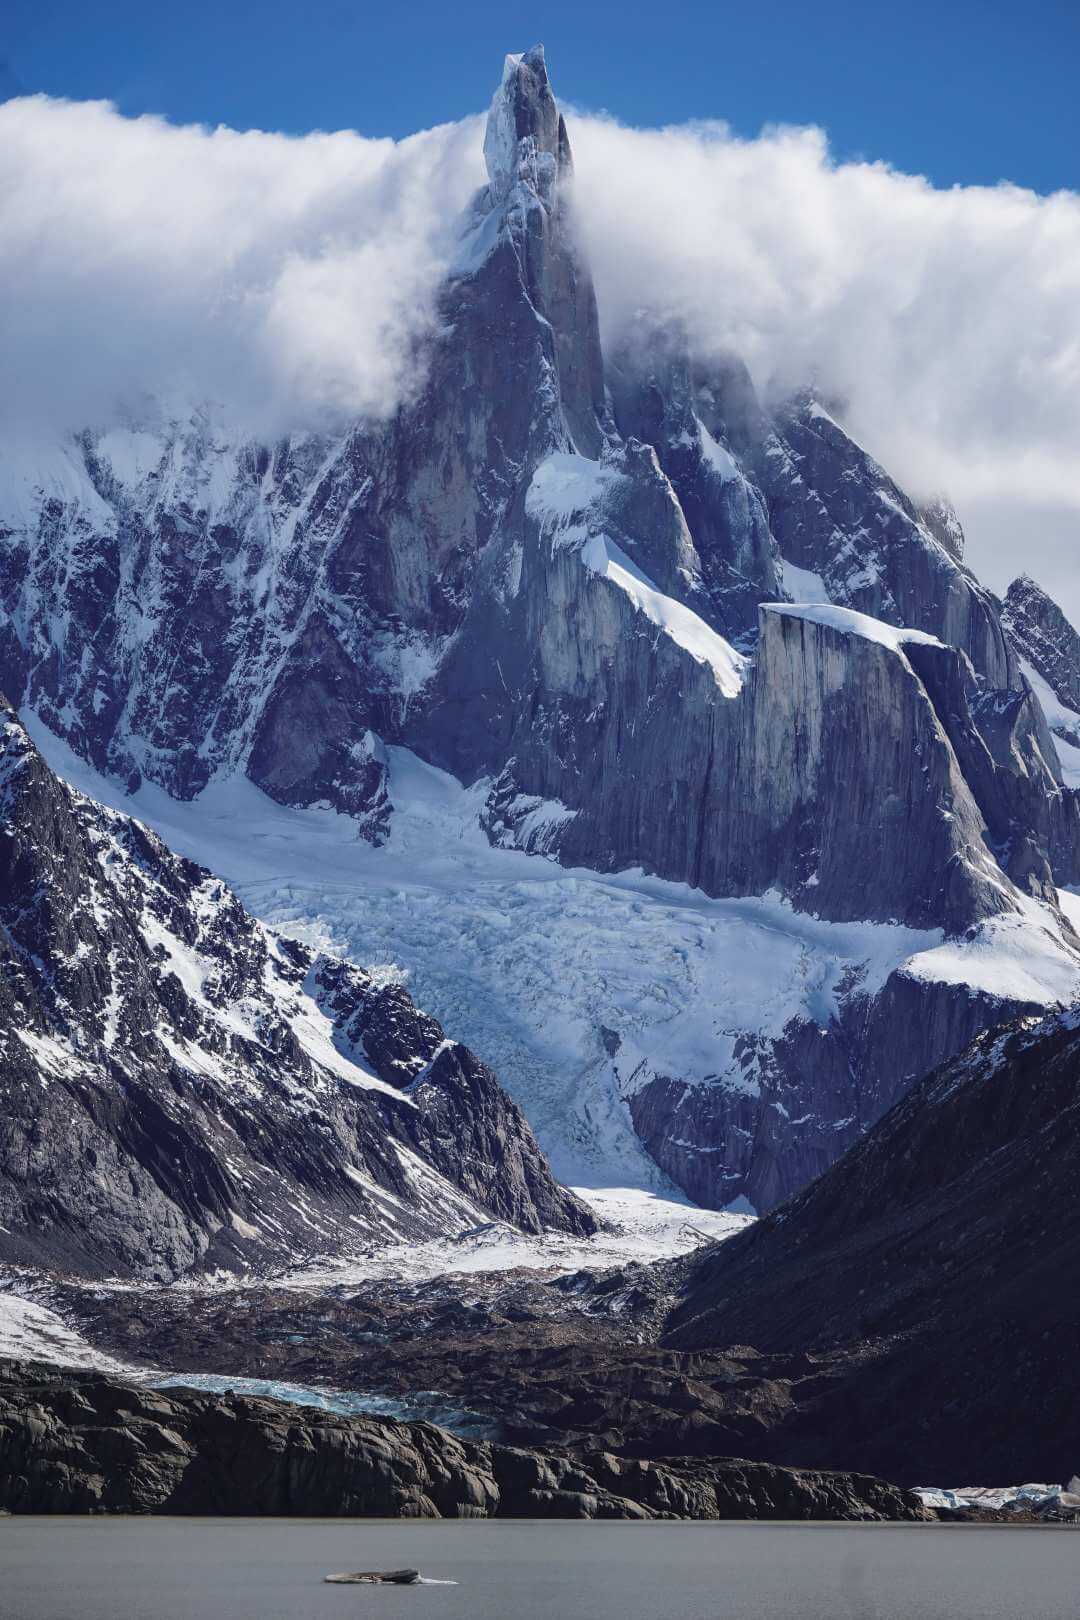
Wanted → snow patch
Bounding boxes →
[525,451,622,541]
[95,428,166,488]
[695,417,739,482]
[488,791,578,855]
[762,601,944,652]
[780,559,831,605]
[904,891,1080,1007]
[1058,887,1080,933]
[279,1186,752,1288]
[0,1288,131,1372]
[582,532,746,696]
[14,1029,79,1082]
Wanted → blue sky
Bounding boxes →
[4,0,1077,193]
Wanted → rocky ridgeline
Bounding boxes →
[1003,573,1080,743]
[0,698,593,1279]
[2,46,1080,1209]
[665,1004,1080,1483]
[0,1362,928,1521]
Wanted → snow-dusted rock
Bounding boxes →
[0,699,594,1279]
[609,322,781,642]
[1003,574,1080,727]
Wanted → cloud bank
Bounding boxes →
[568,113,1080,605]
[0,96,484,436]
[0,91,1076,602]
[572,116,1080,506]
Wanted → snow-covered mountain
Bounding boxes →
[0,699,594,1279]
[3,45,1080,1221]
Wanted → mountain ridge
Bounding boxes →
[0,696,593,1280]
[3,44,1080,1214]
[657,1001,1080,1480]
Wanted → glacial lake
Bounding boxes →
[1,1518,1078,1620]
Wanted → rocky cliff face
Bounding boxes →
[0,1361,929,1520]
[621,953,1048,1214]
[1003,574,1080,723]
[0,698,593,1280]
[1,45,1079,1218]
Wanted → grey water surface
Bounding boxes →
[1,1518,1077,1620]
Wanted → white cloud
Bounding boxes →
[0,91,1077,613]
[567,114,1080,609]
[0,95,484,436]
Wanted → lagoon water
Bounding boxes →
[1,1518,1077,1620]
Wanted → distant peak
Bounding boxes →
[1004,573,1052,612]
[483,44,569,200]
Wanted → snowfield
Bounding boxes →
[0,1288,131,1373]
[272,1187,752,1288]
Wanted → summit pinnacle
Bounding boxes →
[483,44,572,198]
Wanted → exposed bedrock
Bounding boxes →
[436,561,1014,933]
[903,636,1079,895]
[1003,573,1080,722]
[608,323,781,642]
[661,1006,1080,1482]
[0,1363,929,1521]
[1000,573,1080,882]
[626,967,1044,1212]
[745,390,1017,690]
[715,608,1004,927]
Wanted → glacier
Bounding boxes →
[25,709,1080,1232]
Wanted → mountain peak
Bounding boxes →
[520,43,548,75]
[1006,572,1041,600]
[483,44,570,199]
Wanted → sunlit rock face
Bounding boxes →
[1,46,1079,1219]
